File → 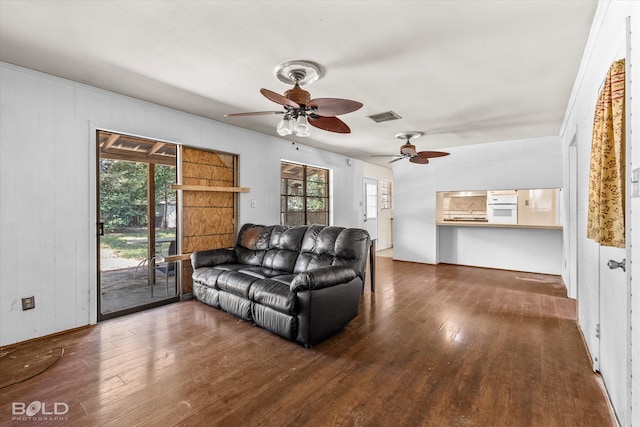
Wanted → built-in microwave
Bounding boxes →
[487,191,518,224]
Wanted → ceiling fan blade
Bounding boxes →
[389,157,405,164]
[225,111,284,117]
[410,156,430,164]
[370,154,402,158]
[260,88,300,108]
[308,98,363,116]
[416,151,450,158]
[308,116,351,134]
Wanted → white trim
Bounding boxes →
[560,1,614,137]
[625,15,633,425]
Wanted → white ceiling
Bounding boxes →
[0,1,597,166]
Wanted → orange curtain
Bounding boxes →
[587,59,625,248]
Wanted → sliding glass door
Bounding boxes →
[97,131,179,320]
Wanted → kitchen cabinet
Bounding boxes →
[517,189,559,227]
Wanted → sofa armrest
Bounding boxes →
[290,266,357,292]
[191,248,236,269]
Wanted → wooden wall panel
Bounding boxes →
[183,148,234,166]
[183,177,233,187]
[183,208,234,240]
[183,163,234,182]
[183,192,233,208]
[184,235,235,253]
[181,147,236,294]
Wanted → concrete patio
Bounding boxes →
[100,265,178,314]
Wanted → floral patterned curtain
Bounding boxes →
[587,59,625,248]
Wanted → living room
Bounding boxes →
[1,1,639,425]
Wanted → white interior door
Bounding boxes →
[363,178,378,241]
[597,20,632,425]
[599,245,628,424]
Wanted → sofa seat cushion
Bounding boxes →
[249,278,297,314]
[216,271,260,299]
[270,274,296,285]
[238,266,290,279]
[213,263,251,272]
[192,268,222,288]
[192,264,250,288]
[193,282,220,308]
[252,304,297,341]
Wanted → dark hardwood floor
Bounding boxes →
[0,258,615,426]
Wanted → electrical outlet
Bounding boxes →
[22,296,35,310]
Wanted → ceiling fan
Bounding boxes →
[372,132,450,164]
[225,61,362,137]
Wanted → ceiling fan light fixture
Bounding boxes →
[294,115,310,137]
[227,61,359,137]
[277,117,293,136]
[370,131,450,165]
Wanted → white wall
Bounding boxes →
[393,136,562,272]
[559,1,639,425]
[0,62,365,346]
[363,162,393,250]
[438,227,562,274]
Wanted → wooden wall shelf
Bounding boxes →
[162,253,192,262]
[170,184,250,193]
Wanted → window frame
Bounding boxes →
[280,161,330,226]
[381,179,393,210]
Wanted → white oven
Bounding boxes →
[487,191,518,224]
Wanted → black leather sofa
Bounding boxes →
[191,223,370,346]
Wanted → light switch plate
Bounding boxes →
[632,168,640,198]
[251,199,257,208]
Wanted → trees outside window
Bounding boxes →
[280,162,329,226]
[99,159,176,232]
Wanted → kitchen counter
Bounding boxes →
[437,220,562,230]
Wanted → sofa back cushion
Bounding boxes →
[261,225,307,273]
[294,225,370,282]
[331,228,370,281]
[234,224,370,279]
[235,224,274,266]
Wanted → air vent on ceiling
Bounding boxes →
[367,111,402,123]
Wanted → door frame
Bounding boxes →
[568,131,578,301]
[594,18,634,424]
[363,177,379,242]
[623,17,633,420]
[94,128,182,322]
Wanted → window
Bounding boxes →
[366,183,377,219]
[281,161,329,226]
[381,179,392,210]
